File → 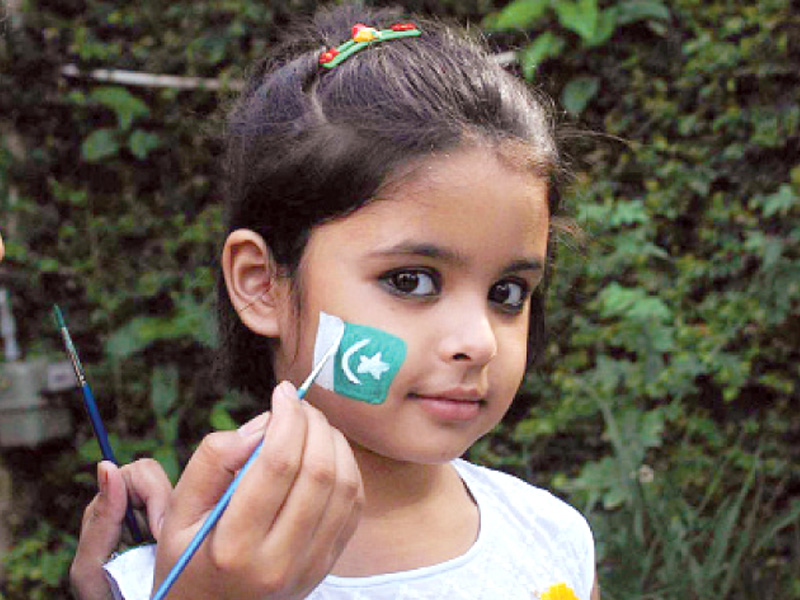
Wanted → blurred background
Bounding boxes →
[0,0,798,597]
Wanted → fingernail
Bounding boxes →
[97,464,109,496]
[155,514,165,539]
[273,381,297,410]
[238,412,269,437]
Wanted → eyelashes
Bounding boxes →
[379,268,532,312]
[380,269,439,298]
[488,279,529,311]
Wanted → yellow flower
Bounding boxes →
[541,582,579,600]
[353,27,379,42]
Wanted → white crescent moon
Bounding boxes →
[341,338,370,384]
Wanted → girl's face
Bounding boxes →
[272,146,550,465]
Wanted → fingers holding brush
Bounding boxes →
[119,458,172,542]
[71,462,126,600]
[214,382,310,552]
[71,460,171,600]
[252,398,364,583]
[152,382,362,600]
[211,383,363,598]
[304,420,364,567]
[151,411,274,599]
[216,384,364,596]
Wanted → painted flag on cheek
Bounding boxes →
[312,311,407,404]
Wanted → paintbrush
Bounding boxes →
[151,318,345,600]
[54,305,145,544]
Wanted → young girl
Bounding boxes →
[70,5,598,599]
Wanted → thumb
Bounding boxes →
[70,461,129,600]
[82,461,129,550]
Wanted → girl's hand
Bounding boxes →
[153,381,364,600]
[70,459,172,600]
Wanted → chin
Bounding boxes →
[354,436,478,466]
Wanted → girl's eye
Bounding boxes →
[382,269,439,297]
[489,279,530,311]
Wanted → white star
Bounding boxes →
[357,352,390,380]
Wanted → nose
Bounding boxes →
[436,298,498,366]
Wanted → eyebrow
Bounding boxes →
[503,258,545,275]
[367,242,544,274]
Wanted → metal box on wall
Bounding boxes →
[0,359,74,447]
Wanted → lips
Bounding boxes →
[408,390,485,421]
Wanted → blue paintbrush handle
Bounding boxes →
[151,439,264,600]
[82,383,146,544]
[82,383,117,462]
[151,325,343,598]
[54,305,145,544]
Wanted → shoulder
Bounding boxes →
[454,459,590,536]
[454,459,595,598]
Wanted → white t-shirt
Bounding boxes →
[105,459,595,599]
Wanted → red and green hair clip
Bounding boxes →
[319,23,421,69]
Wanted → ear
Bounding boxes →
[222,229,284,338]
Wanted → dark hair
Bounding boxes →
[219,5,563,398]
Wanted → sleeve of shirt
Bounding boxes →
[103,543,157,600]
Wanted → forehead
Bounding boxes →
[377,146,548,241]
[308,145,550,263]
[387,143,547,202]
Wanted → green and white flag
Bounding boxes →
[313,312,406,404]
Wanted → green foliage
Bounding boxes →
[1,523,77,599]
[484,0,672,113]
[105,296,217,360]
[0,1,284,596]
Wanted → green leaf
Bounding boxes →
[608,200,650,226]
[554,0,599,42]
[90,86,150,130]
[105,317,161,359]
[615,0,671,26]
[752,499,800,554]
[78,433,158,465]
[38,257,60,272]
[157,414,180,446]
[640,409,665,448]
[153,445,181,483]
[761,184,796,217]
[151,365,179,418]
[81,128,120,162]
[210,402,239,431]
[520,32,566,79]
[105,299,217,359]
[627,296,672,322]
[597,282,672,321]
[562,76,600,115]
[590,8,618,46]
[482,0,550,31]
[128,129,161,160]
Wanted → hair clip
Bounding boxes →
[319,23,421,69]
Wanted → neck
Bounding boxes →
[351,444,455,513]
[332,446,478,577]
